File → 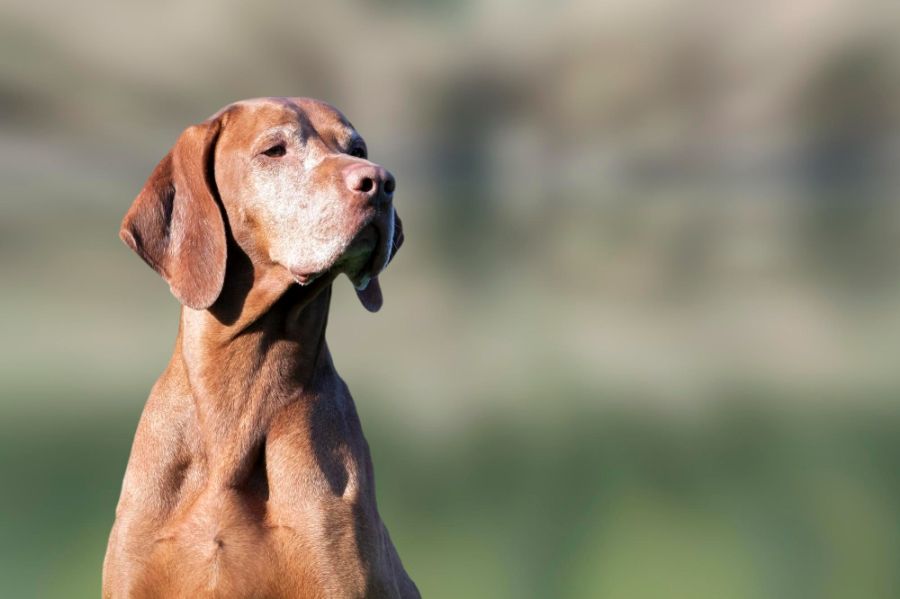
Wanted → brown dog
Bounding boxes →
[103,98,419,599]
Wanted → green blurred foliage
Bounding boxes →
[2,1,900,597]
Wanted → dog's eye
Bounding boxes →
[262,143,286,157]
[349,146,367,159]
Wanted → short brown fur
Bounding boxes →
[104,98,419,598]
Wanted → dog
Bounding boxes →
[103,97,420,598]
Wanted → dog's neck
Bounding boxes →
[173,260,340,488]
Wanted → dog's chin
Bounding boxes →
[287,216,392,291]
[328,222,389,290]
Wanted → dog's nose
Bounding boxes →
[343,163,395,203]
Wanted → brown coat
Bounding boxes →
[103,98,419,599]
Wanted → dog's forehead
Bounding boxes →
[289,97,353,130]
[221,97,354,138]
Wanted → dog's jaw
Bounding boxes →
[291,206,396,294]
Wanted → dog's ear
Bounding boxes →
[120,118,227,310]
[355,213,404,312]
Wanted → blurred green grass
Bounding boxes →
[3,389,900,599]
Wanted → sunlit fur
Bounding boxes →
[104,98,416,599]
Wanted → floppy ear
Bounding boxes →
[355,213,404,312]
[120,119,227,310]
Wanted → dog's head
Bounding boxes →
[120,97,403,313]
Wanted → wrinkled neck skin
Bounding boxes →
[174,243,339,489]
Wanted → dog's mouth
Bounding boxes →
[347,219,390,290]
[288,210,396,291]
[299,213,388,288]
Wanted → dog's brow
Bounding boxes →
[255,124,301,146]
[344,130,364,147]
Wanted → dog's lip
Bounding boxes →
[288,219,388,287]
[369,221,390,273]
[353,222,387,288]
[352,222,380,252]
[290,269,318,286]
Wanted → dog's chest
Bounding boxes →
[128,477,372,598]
[129,420,377,597]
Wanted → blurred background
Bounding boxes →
[2,0,900,597]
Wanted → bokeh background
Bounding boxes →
[2,0,900,597]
